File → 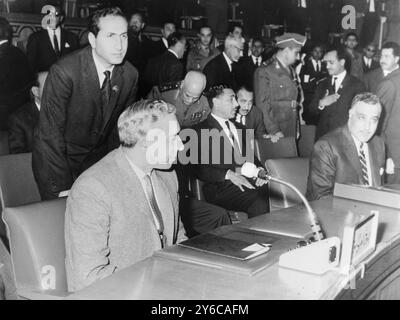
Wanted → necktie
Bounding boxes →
[359,143,369,185]
[101,70,112,108]
[330,76,337,94]
[143,174,166,248]
[53,30,60,57]
[236,114,246,126]
[316,61,320,73]
[225,120,241,153]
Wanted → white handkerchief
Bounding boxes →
[65,42,70,48]
[304,74,310,83]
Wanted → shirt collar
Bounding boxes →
[162,37,168,48]
[211,112,230,127]
[47,26,61,37]
[92,49,115,86]
[124,149,152,179]
[333,70,346,84]
[350,132,368,154]
[0,40,8,46]
[383,65,399,77]
[168,49,179,59]
[222,52,233,70]
[35,100,40,111]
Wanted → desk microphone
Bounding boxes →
[241,162,324,241]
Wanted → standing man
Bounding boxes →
[26,5,79,73]
[310,47,365,140]
[306,93,385,200]
[150,21,176,57]
[376,42,400,184]
[235,38,265,91]
[362,43,380,74]
[344,32,364,81]
[254,33,306,141]
[186,25,219,72]
[32,7,138,200]
[203,35,243,91]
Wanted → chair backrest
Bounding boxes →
[3,198,68,295]
[265,157,310,210]
[255,137,298,164]
[0,153,41,238]
[298,125,316,157]
[0,131,9,156]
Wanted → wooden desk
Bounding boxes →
[66,197,400,300]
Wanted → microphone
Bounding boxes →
[241,162,324,242]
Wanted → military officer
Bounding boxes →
[254,33,306,141]
[148,71,210,128]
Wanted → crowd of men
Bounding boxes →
[1,3,400,293]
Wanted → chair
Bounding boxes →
[3,198,69,299]
[255,137,298,164]
[265,157,310,210]
[0,131,9,156]
[298,125,316,157]
[0,153,41,238]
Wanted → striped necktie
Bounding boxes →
[359,142,369,185]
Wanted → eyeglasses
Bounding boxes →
[367,48,376,52]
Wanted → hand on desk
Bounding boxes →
[226,170,255,192]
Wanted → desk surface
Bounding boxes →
[67,197,400,300]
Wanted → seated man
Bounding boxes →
[65,100,187,292]
[306,93,385,201]
[234,86,267,139]
[193,86,269,218]
[8,71,48,154]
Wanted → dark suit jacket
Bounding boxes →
[193,114,262,197]
[26,28,79,72]
[32,46,138,199]
[362,56,380,74]
[310,72,365,140]
[150,38,168,58]
[235,56,263,90]
[377,68,400,167]
[235,107,267,138]
[7,101,39,154]
[0,43,34,129]
[364,67,384,94]
[145,50,184,87]
[306,125,385,201]
[203,53,237,91]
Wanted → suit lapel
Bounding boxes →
[43,30,57,57]
[337,73,351,95]
[83,47,103,118]
[368,139,382,186]
[342,126,363,184]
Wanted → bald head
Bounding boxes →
[180,71,206,106]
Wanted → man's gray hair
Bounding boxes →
[224,34,242,49]
[350,92,381,109]
[118,99,176,148]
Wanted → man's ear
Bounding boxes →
[395,56,400,65]
[88,32,96,48]
[31,86,39,99]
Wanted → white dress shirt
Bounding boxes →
[162,37,168,49]
[383,65,399,77]
[168,49,179,59]
[211,113,241,153]
[332,70,346,93]
[47,26,61,52]
[368,0,375,13]
[222,52,233,72]
[363,56,372,69]
[92,50,115,88]
[311,58,321,72]
[0,39,7,46]
[352,134,372,186]
[252,55,261,67]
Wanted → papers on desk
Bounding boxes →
[154,226,300,276]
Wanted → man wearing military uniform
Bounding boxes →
[148,71,211,128]
[254,33,306,141]
[148,71,231,238]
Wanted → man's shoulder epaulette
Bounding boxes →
[158,81,181,93]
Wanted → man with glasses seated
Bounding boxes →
[203,35,243,91]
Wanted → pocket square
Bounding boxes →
[380,167,385,176]
[65,42,70,48]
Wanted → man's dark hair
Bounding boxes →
[205,85,229,108]
[382,41,400,57]
[198,25,213,35]
[167,32,185,48]
[237,85,253,95]
[228,22,243,35]
[130,12,145,24]
[344,32,358,42]
[162,21,176,29]
[88,7,126,37]
[252,38,264,47]
[327,46,351,71]
[0,17,11,42]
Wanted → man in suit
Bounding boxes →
[306,92,385,200]
[376,42,400,184]
[362,43,380,74]
[32,7,138,200]
[310,47,365,140]
[254,33,306,142]
[0,17,34,130]
[235,38,264,91]
[26,6,79,73]
[300,44,328,125]
[145,32,186,89]
[125,12,154,99]
[150,21,176,58]
[65,99,187,292]
[235,86,267,139]
[203,35,243,91]
[7,71,47,154]
[186,25,220,72]
[344,32,364,81]
[193,86,269,218]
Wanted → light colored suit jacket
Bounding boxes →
[65,146,186,292]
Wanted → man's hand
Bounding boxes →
[319,94,340,110]
[226,170,255,192]
[386,158,395,175]
[254,177,268,187]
